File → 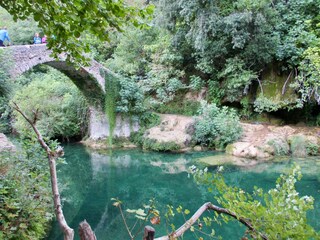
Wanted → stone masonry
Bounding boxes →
[2,44,135,140]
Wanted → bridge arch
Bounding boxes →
[8,44,107,104]
[3,44,122,140]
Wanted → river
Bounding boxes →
[47,143,320,240]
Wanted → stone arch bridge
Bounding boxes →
[4,44,138,139]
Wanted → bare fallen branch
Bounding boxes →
[155,202,268,240]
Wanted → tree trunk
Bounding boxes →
[49,156,74,240]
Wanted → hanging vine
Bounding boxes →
[104,73,119,146]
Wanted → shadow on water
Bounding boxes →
[46,144,320,240]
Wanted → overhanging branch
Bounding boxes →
[155,202,268,240]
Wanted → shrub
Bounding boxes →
[0,138,53,239]
[142,138,180,152]
[267,138,289,156]
[306,142,319,156]
[289,135,307,157]
[154,99,200,116]
[193,101,242,149]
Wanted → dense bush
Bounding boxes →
[12,69,88,140]
[193,101,242,149]
[0,138,53,239]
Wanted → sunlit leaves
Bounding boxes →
[191,165,319,239]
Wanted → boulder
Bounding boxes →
[0,133,15,152]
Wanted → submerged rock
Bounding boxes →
[197,154,260,167]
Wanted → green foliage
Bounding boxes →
[274,0,320,66]
[142,138,180,152]
[130,112,161,147]
[307,142,319,156]
[154,99,200,116]
[0,97,11,133]
[194,101,242,149]
[289,135,307,157]
[106,27,158,76]
[12,68,88,140]
[108,27,186,106]
[267,138,289,156]
[218,58,257,102]
[191,165,319,239]
[0,7,40,45]
[254,95,302,113]
[104,74,119,146]
[189,75,205,91]
[294,43,320,104]
[207,80,223,105]
[0,138,53,239]
[0,1,154,64]
[139,111,161,129]
[0,51,13,133]
[117,77,145,115]
[240,96,253,120]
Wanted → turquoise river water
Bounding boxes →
[47,143,320,240]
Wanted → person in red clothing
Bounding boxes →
[42,35,47,44]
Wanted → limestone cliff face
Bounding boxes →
[143,114,195,149]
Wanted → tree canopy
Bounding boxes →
[0,0,154,63]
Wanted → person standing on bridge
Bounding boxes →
[0,27,11,47]
[33,32,42,44]
[42,35,47,44]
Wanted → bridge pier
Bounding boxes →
[88,107,139,140]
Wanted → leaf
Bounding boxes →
[126,209,136,213]
[184,209,190,215]
[135,208,147,216]
[150,216,161,225]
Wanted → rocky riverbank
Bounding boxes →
[227,123,320,159]
[139,114,320,159]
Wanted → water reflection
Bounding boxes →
[47,144,320,240]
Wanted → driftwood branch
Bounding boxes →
[282,70,293,95]
[155,202,268,240]
[13,102,74,240]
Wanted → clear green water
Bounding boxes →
[47,143,320,240]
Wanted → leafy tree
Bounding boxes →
[0,0,154,64]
